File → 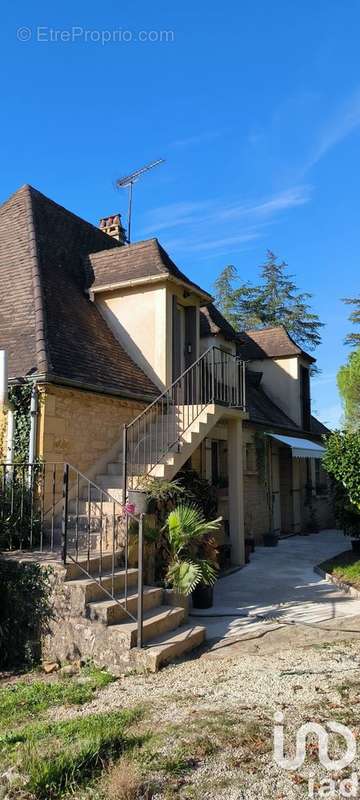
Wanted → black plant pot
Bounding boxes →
[263,532,279,548]
[192,584,214,609]
[245,536,255,554]
[351,538,360,554]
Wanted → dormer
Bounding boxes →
[199,304,237,356]
[238,326,315,430]
[87,238,211,391]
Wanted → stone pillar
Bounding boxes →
[292,458,302,533]
[228,417,245,565]
[271,444,281,535]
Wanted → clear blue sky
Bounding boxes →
[1,1,359,428]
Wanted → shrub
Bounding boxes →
[0,559,53,668]
[323,431,360,537]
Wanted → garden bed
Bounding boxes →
[317,550,360,592]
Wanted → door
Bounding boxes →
[172,299,185,382]
[279,447,294,535]
[172,299,197,403]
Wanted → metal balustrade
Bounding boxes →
[123,345,246,494]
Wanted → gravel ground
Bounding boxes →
[48,628,360,799]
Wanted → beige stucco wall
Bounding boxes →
[96,284,168,390]
[37,384,145,476]
[96,281,202,391]
[248,356,302,426]
[200,334,236,357]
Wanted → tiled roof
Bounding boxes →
[246,371,300,430]
[0,185,158,399]
[88,238,210,299]
[238,326,315,363]
[200,304,236,341]
[310,415,331,436]
[246,372,330,436]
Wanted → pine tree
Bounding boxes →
[343,297,360,346]
[257,251,323,350]
[214,250,324,351]
[214,265,262,331]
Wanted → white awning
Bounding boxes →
[267,433,325,459]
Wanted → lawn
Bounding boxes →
[2,636,360,800]
[319,550,360,590]
[0,665,143,799]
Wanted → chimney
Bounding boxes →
[99,214,127,244]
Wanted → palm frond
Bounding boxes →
[165,560,202,595]
[165,504,221,551]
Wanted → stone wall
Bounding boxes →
[0,404,7,460]
[37,384,146,475]
[243,426,335,541]
[41,559,159,674]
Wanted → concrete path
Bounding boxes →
[191,530,360,648]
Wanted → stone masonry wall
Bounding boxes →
[42,561,150,675]
[37,384,146,475]
[0,404,7,460]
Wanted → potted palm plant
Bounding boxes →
[162,504,221,610]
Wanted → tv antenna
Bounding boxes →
[116,158,165,243]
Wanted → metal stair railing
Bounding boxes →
[0,461,146,647]
[123,345,246,495]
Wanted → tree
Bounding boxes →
[337,349,360,431]
[343,297,360,346]
[213,265,262,331]
[323,431,360,537]
[214,250,324,351]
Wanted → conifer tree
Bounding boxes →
[214,250,323,351]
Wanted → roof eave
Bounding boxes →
[23,372,157,403]
[89,273,213,303]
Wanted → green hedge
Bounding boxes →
[0,560,53,669]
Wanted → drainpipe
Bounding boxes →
[0,350,14,481]
[28,384,38,482]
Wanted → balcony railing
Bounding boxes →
[123,345,246,493]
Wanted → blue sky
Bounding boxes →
[1,1,360,428]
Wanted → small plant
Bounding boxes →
[177,468,218,519]
[161,504,221,595]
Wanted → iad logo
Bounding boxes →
[274,712,356,771]
[273,713,358,798]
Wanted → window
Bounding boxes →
[300,366,311,430]
[245,442,257,474]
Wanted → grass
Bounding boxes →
[0,665,140,799]
[0,664,115,730]
[19,709,142,798]
[0,669,273,800]
[319,550,360,589]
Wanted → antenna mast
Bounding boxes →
[116,158,165,244]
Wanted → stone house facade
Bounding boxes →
[0,184,333,568]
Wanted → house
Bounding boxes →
[198,309,332,543]
[0,184,333,671]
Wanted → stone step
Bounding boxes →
[87,586,163,624]
[96,475,124,489]
[139,624,206,672]
[67,568,139,603]
[65,551,131,581]
[68,499,120,516]
[116,605,185,648]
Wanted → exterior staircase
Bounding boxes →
[9,346,246,672]
[45,552,206,674]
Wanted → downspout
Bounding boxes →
[0,350,14,478]
[28,384,38,479]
